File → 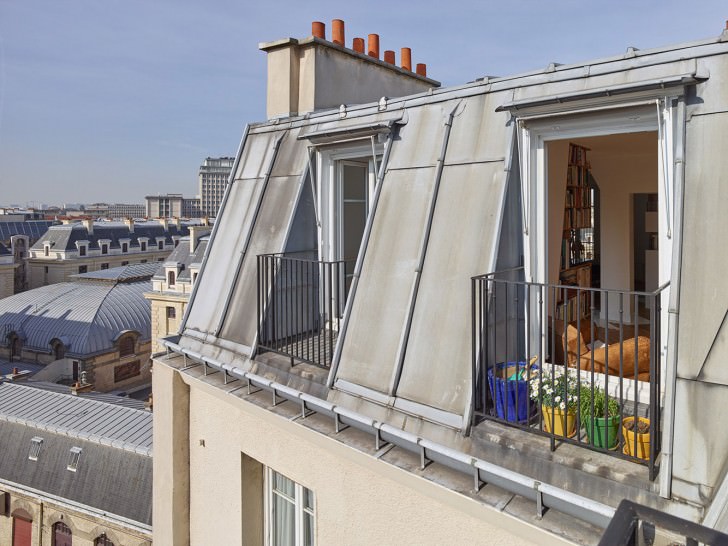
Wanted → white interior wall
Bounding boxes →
[546,133,657,322]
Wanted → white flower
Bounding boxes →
[554,395,561,403]
[559,401,566,410]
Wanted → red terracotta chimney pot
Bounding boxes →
[384,50,395,64]
[401,47,412,71]
[353,37,365,53]
[312,21,326,39]
[416,63,427,77]
[367,34,380,59]
[12,367,19,375]
[332,19,345,45]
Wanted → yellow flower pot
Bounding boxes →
[542,405,577,438]
[622,416,651,460]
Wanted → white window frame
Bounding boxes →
[28,437,43,461]
[67,446,82,471]
[265,468,315,546]
[316,143,381,264]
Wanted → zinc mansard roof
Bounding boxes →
[152,235,209,283]
[31,220,191,252]
[177,31,728,431]
[0,264,152,356]
[0,382,152,526]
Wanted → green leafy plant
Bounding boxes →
[529,368,580,412]
[579,385,620,424]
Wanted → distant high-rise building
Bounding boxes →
[199,157,234,217]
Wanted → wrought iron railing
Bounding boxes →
[471,267,669,480]
[256,253,350,369]
[599,499,728,545]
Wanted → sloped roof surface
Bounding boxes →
[31,221,191,251]
[0,382,152,455]
[0,220,57,244]
[152,235,209,282]
[70,262,160,281]
[0,264,151,355]
[0,385,152,525]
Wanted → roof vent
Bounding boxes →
[28,437,43,461]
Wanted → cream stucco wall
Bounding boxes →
[0,263,15,298]
[153,359,575,546]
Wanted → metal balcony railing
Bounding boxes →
[599,499,728,545]
[256,253,350,369]
[471,267,669,480]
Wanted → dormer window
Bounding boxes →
[28,437,43,461]
[158,240,164,250]
[101,243,108,255]
[119,335,135,357]
[167,271,176,286]
[122,242,128,253]
[140,241,147,252]
[44,244,50,257]
[79,245,86,256]
[67,447,82,471]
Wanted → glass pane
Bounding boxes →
[343,164,366,200]
[272,471,295,497]
[272,494,295,546]
[303,487,314,510]
[343,202,366,260]
[304,512,314,546]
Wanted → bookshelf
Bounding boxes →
[557,143,597,321]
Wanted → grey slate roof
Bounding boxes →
[0,242,9,256]
[153,235,209,282]
[0,383,151,526]
[0,264,152,355]
[0,382,152,455]
[18,381,149,410]
[31,220,191,252]
[0,220,57,245]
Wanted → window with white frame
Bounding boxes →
[267,469,314,546]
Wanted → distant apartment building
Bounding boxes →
[144,226,210,353]
[145,194,202,218]
[0,220,57,294]
[26,218,195,288]
[85,202,146,219]
[199,156,234,217]
[0,244,15,299]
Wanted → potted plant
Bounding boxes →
[622,416,651,461]
[579,385,620,449]
[529,368,580,438]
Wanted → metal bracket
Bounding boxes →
[246,378,262,395]
[420,445,432,470]
[473,468,484,493]
[299,399,313,419]
[334,413,349,434]
[535,485,545,519]
[271,389,282,407]
[375,428,389,451]
[223,370,239,385]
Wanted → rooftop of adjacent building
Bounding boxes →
[0,263,153,356]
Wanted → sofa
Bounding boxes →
[551,319,652,381]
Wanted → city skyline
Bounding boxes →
[1,0,726,204]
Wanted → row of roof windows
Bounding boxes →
[28,437,82,471]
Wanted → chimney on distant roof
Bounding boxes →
[82,218,94,235]
[158,218,169,231]
[124,217,134,233]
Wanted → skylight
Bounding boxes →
[67,446,82,472]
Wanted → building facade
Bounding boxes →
[144,226,210,354]
[145,194,202,219]
[0,382,152,546]
[154,20,728,546]
[0,244,15,299]
[199,157,234,217]
[26,219,192,289]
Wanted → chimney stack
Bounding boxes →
[416,63,427,77]
[384,50,395,64]
[312,21,325,39]
[401,48,412,71]
[82,218,94,235]
[332,19,345,45]
[367,34,380,59]
[353,37,364,53]
[124,217,134,233]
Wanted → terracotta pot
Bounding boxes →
[542,405,577,438]
[621,416,651,460]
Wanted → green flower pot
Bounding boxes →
[584,415,620,449]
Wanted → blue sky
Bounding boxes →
[0,0,725,207]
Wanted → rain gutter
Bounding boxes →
[162,339,616,529]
